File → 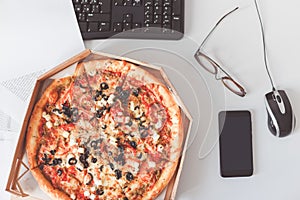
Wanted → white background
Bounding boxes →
[2,0,300,199]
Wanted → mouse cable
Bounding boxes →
[254,0,276,91]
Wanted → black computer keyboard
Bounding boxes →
[72,0,184,40]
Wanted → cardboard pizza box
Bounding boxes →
[6,49,192,200]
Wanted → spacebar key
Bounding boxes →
[87,14,110,22]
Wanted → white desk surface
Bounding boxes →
[2,0,300,200]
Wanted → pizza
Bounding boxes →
[26,58,183,200]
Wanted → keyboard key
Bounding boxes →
[74,4,82,12]
[154,6,162,15]
[113,22,123,32]
[163,6,171,15]
[172,0,181,15]
[100,0,111,13]
[90,0,98,4]
[133,0,142,6]
[133,22,141,28]
[124,0,132,6]
[87,13,110,22]
[123,23,132,31]
[154,0,162,6]
[91,5,100,13]
[171,16,181,31]
[79,22,88,32]
[123,14,133,22]
[145,6,153,15]
[145,0,153,6]
[88,22,99,32]
[114,0,123,6]
[99,22,110,31]
[82,4,91,13]
[78,13,87,21]
[81,0,89,4]
[153,14,162,24]
[163,0,171,6]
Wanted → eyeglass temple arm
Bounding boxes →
[196,7,239,53]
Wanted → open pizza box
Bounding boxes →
[6,49,192,200]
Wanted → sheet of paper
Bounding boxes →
[0,0,85,199]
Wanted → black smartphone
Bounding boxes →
[218,110,253,177]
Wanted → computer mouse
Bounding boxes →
[265,90,296,137]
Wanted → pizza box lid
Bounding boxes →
[6,49,192,200]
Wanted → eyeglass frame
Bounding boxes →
[194,7,247,97]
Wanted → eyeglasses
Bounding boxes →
[194,7,246,97]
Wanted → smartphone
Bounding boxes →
[218,110,253,177]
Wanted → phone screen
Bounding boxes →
[218,110,253,177]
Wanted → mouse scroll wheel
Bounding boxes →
[276,95,282,103]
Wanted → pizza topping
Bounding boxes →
[96,188,104,195]
[115,169,122,179]
[126,172,134,181]
[68,157,77,165]
[100,82,109,90]
[84,172,93,185]
[57,169,63,176]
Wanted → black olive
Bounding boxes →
[126,172,134,181]
[91,157,97,163]
[119,90,130,101]
[91,139,102,150]
[114,153,125,166]
[79,154,87,163]
[132,88,140,97]
[118,145,124,153]
[50,150,56,155]
[39,164,44,170]
[108,151,113,156]
[95,90,102,97]
[124,197,129,200]
[129,141,137,149]
[84,149,90,156]
[76,167,82,172]
[115,169,122,179]
[42,153,50,164]
[62,105,72,118]
[125,121,133,127]
[109,163,114,170]
[83,162,89,169]
[96,109,104,118]
[99,165,104,172]
[102,94,109,101]
[52,108,62,114]
[57,169,63,176]
[52,158,62,166]
[137,152,143,159]
[68,157,77,165]
[100,82,109,90]
[85,173,93,185]
[70,107,79,122]
[140,131,149,138]
[116,86,122,93]
[96,188,104,195]
[101,124,107,129]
